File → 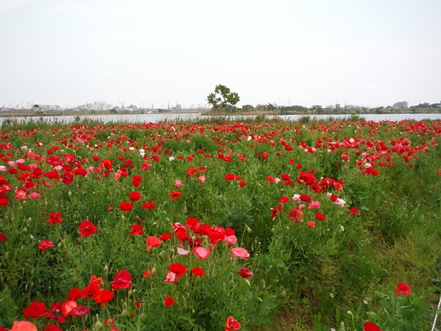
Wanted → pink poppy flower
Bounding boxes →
[231,247,249,260]
[193,246,211,260]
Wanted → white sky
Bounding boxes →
[1,0,440,109]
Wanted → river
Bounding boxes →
[1,113,441,125]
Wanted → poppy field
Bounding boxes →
[0,116,441,331]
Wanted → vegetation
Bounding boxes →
[206,84,241,117]
[0,118,441,331]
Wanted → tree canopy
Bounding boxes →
[207,84,240,116]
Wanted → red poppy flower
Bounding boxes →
[67,288,84,301]
[82,282,100,300]
[61,172,73,185]
[169,190,182,199]
[44,324,63,331]
[143,269,154,278]
[129,224,144,236]
[169,263,187,278]
[395,282,411,295]
[141,200,155,209]
[0,233,7,243]
[225,173,235,181]
[239,181,246,187]
[315,213,326,221]
[348,207,361,215]
[238,268,253,278]
[279,196,290,204]
[0,198,8,206]
[119,201,133,212]
[78,220,97,238]
[164,296,175,307]
[132,175,142,188]
[47,302,65,323]
[146,236,161,251]
[363,321,382,331]
[299,194,311,203]
[129,192,141,201]
[111,270,132,290]
[225,316,241,331]
[39,240,54,251]
[191,267,205,277]
[61,300,77,317]
[307,221,316,228]
[159,232,171,241]
[96,289,114,306]
[23,301,48,318]
[46,211,63,224]
[72,305,90,317]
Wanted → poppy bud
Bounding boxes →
[95,321,103,331]
[104,265,109,273]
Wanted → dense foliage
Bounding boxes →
[0,117,440,331]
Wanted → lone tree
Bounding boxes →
[207,84,240,117]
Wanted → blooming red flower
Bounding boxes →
[159,232,171,241]
[47,302,65,323]
[146,236,161,251]
[119,201,133,212]
[82,282,100,300]
[129,192,141,201]
[143,269,154,278]
[61,300,77,317]
[238,268,253,278]
[78,220,97,238]
[363,321,382,331]
[43,324,63,331]
[239,181,246,187]
[164,296,175,307]
[225,316,241,331]
[67,288,84,301]
[348,207,361,215]
[225,173,235,181]
[307,221,316,228]
[141,200,155,209]
[46,211,63,224]
[0,198,8,206]
[191,267,205,276]
[0,233,7,243]
[96,289,114,306]
[169,263,187,278]
[61,172,73,185]
[132,175,142,188]
[129,224,144,236]
[111,270,132,290]
[39,240,54,251]
[23,301,48,318]
[315,213,326,221]
[72,305,90,317]
[395,282,411,295]
[169,190,182,199]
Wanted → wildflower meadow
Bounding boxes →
[0,116,441,331]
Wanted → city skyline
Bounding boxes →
[1,0,440,109]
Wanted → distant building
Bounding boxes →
[171,104,182,111]
[393,101,408,108]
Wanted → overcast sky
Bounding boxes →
[1,0,440,109]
